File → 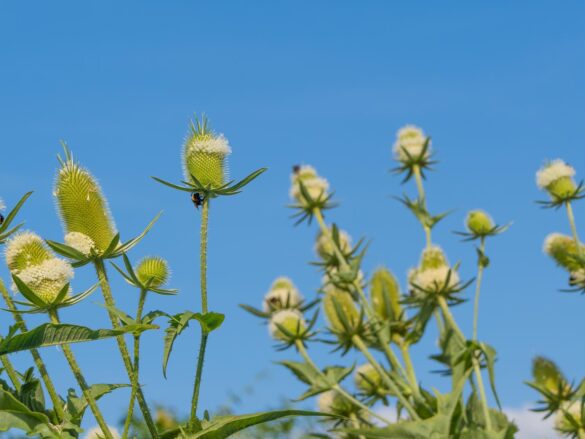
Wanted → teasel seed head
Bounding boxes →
[370,267,402,322]
[537,159,578,200]
[532,356,570,397]
[315,226,352,260]
[54,150,117,254]
[544,233,584,271]
[354,363,384,396]
[263,276,303,313]
[135,256,170,288]
[5,231,73,303]
[322,285,360,334]
[411,246,460,295]
[290,165,330,206]
[419,245,449,270]
[555,401,583,434]
[393,125,431,163]
[182,116,231,189]
[268,309,306,341]
[466,210,495,236]
[317,390,364,418]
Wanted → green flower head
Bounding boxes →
[544,233,584,271]
[393,125,431,163]
[354,363,384,396]
[419,245,449,270]
[5,231,73,303]
[466,210,495,236]
[536,159,577,200]
[315,226,352,260]
[268,309,306,341]
[182,116,231,189]
[263,276,303,313]
[290,165,329,206]
[54,149,117,254]
[322,285,360,333]
[135,256,170,288]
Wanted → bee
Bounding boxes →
[191,192,204,209]
[292,164,301,174]
[0,213,4,226]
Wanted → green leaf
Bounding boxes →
[66,383,129,425]
[194,312,225,334]
[0,386,51,434]
[162,311,197,378]
[0,323,155,355]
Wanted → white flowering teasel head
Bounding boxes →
[262,276,303,313]
[290,165,330,206]
[354,363,384,396]
[536,159,578,200]
[393,125,431,164]
[317,389,365,419]
[315,226,352,260]
[5,231,73,303]
[411,245,461,295]
[182,116,231,189]
[64,232,96,257]
[543,233,584,272]
[555,401,583,434]
[268,309,306,341]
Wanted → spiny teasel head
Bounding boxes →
[290,165,330,205]
[182,116,231,189]
[315,226,352,260]
[536,159,578,200]
[410,246,460,295]
[466,210,495,236]
[317,390,364,418]
[532,356,570,397]
[543,233,584,272]
[354,363,384,396]
[262,276,303,313]
[268,309,306,341]
[419,245,449,270]
[65,232,96,257]
[555,401,583,434]
[370,267,402,322]
[135,256,170,288]
[54,148,117,254]
[85,425,121,439]
[5,231,73,303]
[393,125,431,163]
[322,284,360,333]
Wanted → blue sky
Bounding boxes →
[1,1,584,436]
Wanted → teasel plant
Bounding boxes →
[0,115,330,438]
[243,124,517,438]
[529,159,585,438]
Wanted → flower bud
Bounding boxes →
[135,256,170,288]
[536,160,577,200]
[262,276,303,313]
[290,165,330,205]
[85,425,121,439]
[466,210,495,236]
[54,155,117,254]
[322,285,360,333]
[370,267,402,322]
[532,356,569,396]
[315,226,352,260]
[393,125,431,163]
[182,117,231,189]
[544,233,584,271]
[5,231,73,303]
[354,364,384,395]
[555,401,582,434]
[268,309,306,341]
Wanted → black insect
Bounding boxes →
[0,213,4,226]
[191,192,204,209]
[292,164,301,174]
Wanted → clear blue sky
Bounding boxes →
[1,1,584,435]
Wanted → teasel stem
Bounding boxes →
[566,201,583,259]
[352,335,420,420]
[122,288,148,439]
[190,196,210,427]
[48,308,113,439]
[94,259,159,438]
[348,413,366,439]
[398,339,419,396]
[0,350,20,392]
[437,296,492,430]
[294,340,391,425]
[0,279,65,421]
[413,165,432,248]
[312,208,410,383]
[472,237,487,341]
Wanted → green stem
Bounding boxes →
[437,297,492,430]
[0,355,20,391]
[190,197,210,427]
[0,279,65,420]
[566,201,583,258]
[352,335,420,420]
[94,259,159,438]
[413,165,432,248]
[122,288,148,439]
[295,340,391,425]
[473,237,486,341]
[48,309,113,439]
[399,340,419,395]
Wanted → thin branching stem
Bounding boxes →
[48,309,113,439]
[413,165,432,248]
[566,201,583,258]
[473,237,486,341]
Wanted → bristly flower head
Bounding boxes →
[419,245,449,270]
[5,231,73,303]
[84,425,121,439]
[182,115,231,189]
[290,165,330,206]
[64,232,96,257]
[354,363,384,396]
[317,390,364,418]
[543,233,584,271]
[322,284,360,334]
[263,276,303,313]
[54,148,117,254]
[555,401,583,435]
[410,245,461,296]
[268,309,306,341]
[466,210,495,236]
[135,256,170,289]
[393,125,431,163]
[315,226,352,260]
[536,159,578,200]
